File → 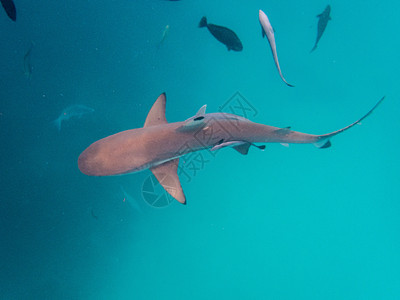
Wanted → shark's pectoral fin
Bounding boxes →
[144,93,168,127]
[150,158,186,204]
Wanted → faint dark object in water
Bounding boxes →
[24,42,34,79]
[91,209,98,220]
[311,5,331,52]
[0,0,16,21]
[198,16,243,51]
[53,105,94,131]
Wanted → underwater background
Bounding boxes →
[1,0,399,299]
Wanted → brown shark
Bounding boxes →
[78,93,384,204]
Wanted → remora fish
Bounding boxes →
[198,16,243,51]
[157,25,170,48]
[78,93,384,204]
[259,10,293,87]
[311,5,331,52]
[54,105,94,131]
[0,0,15,21]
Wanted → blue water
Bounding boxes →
[1,0,399,299]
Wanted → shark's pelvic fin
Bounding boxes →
[233,142,252,155]
[211,140,265,155]
[144,93,168,127]
[150,158,186,205]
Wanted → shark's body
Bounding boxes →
[311,5,331,52]
[78,93,384,204]
[259,10,293,87]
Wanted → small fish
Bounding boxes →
[311,5,331,52]
[259,9,294,87]
[157,25,170,48]
[24,42,34,79]
[53,105,94,131]
[198,16,243,51]
[0,0,16,21]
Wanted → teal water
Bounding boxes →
[1,0,399,299]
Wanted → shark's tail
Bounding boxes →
[314,96,385,148]
[199,16,207,28]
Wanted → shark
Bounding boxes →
[78,93,384,205]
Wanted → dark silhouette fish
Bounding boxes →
[198,16,243,51]
[0,0,16,21]
[24,42,34,79]
[311,5,331,52]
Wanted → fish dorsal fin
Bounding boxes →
[144,93,167,127]
[195,104,207,117]
[176,104,207,132]
[150,158,186,204]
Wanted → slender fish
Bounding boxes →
[259,9,294,87]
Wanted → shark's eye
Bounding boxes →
[194,116,204,121]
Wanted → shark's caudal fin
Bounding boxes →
[145,93,186,204]
[314,96,385,148]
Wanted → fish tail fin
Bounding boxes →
[53,117,62,131]
[199,16,207,28]
[310,44,317,52]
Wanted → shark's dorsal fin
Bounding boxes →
[144,93,167,127]
[195,104,207,117]
[176,104,207,133]
[150,158,186,204]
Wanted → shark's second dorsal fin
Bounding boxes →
[144,93,168,127]
[150,158,186,205]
